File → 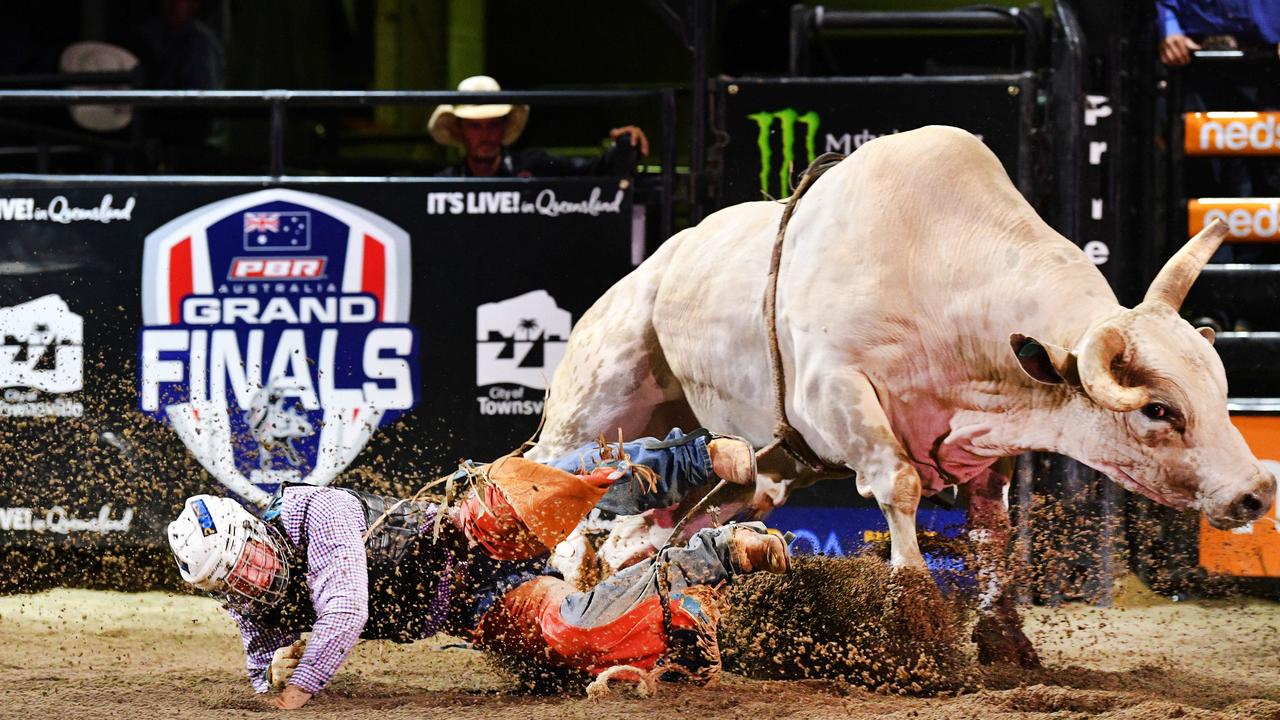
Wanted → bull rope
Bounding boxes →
[636,153,852,588]
[608,154,854,696]
[759,152,851,475]
[360,390,551,544]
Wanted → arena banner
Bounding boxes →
[139,189,422,508]
[1199,414,1280,577]
[1187,198,1280,242]
[766,502,968,585]
[0,179,634,545]
[1184,112,1280,156]
[713,74,1033,206]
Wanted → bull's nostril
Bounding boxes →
[1238,493,1264,516]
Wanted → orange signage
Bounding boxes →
[1187,198,1280,242]
[1199,415,1280,577]
[1185,112,1280,156]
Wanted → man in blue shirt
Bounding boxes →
[1158,0,1280,66]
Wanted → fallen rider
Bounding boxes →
[166,429,790,710]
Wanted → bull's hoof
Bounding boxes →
[973,615,1041,668]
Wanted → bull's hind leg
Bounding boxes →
[527,240,691,463]
[799,369,926,570]
[965,459,1040,667]
[534,296,689,587]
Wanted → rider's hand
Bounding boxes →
[268,684,313,710]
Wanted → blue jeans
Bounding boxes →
[557,523,740,627]
[457,428,719,629]
[548,427,717,517]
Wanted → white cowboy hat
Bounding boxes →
[59,41,139,132]
[428,75,529,147]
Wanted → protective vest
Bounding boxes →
[248,486,461,643]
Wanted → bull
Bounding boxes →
[525,126,1276,665]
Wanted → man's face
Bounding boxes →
[226,538,282,598]
[163,0,201,29]
[457,116,509,161]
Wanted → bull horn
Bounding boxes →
[1076,323,1150,412]
[1143,219,1228,310]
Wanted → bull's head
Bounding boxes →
[1011,220,1276,529]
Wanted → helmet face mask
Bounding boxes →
[220,522,290,613]
[169,495,291,613]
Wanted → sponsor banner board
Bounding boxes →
[715,75,1032,206]
[1184,112,1280,156]
[1199,414,1280,577]
[1188,198,1280,242]
[0,179,633,544]
[766,504,971,589]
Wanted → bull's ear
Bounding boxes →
[1010,333,1076,385]
[1198,326,1216,345]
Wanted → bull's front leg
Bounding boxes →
[805,369,926,570]
[966,459,1040,667]
[862,467,926,571]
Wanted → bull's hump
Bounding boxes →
[848,125,1016,201]
[858,125,993,164]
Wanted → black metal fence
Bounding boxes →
[0,88,679,242]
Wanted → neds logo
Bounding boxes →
[1189,198,1280,240]
[1186,112,1280,156]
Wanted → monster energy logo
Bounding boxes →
[748,108,820,199]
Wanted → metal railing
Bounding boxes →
[788,4,1044,76]
[1163,49,1280,408]
[0,88,679,239]
[1164,48,1280,241]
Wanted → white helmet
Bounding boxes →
[168,495,290,611]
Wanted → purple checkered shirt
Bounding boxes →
[228,485,447,694]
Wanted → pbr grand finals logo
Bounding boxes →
[475,290,570,417]
[138,189,420,507]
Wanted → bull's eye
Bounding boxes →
[1141,403,1171,421]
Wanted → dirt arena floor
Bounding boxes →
[2,579,1278,720]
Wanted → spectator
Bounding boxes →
[1158,0,1280,275]
[429,74,649,177]
[129,0,225,154]
[1157,0,1280,66]
[134,0,225,91]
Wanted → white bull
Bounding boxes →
[526,125,1276,665]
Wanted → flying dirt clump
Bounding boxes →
[719,554,974,694]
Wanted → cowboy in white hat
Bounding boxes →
[429,74,650,177]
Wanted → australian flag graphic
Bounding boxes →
[243,211,311,251]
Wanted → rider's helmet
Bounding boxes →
[168,495,290,611]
